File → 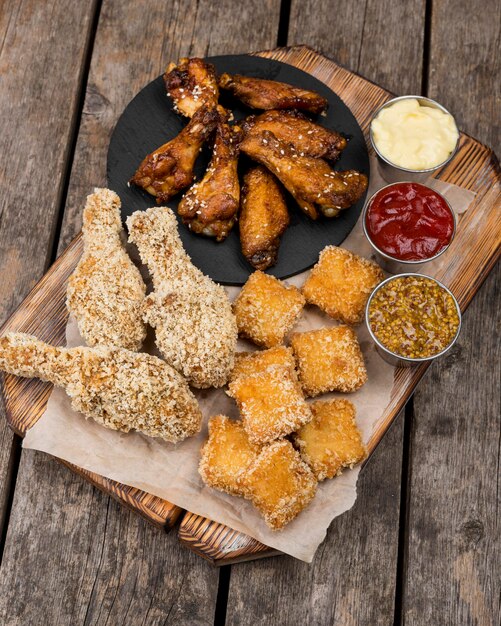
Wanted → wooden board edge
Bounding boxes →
[178,511,278,565]
[0,44,499,563]
[62,460,183,530]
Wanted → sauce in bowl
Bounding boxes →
[371,98,459,171]
[365,182,455,262]
[367,275,460,360]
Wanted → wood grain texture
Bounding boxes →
[400,3,501,623]
[403,268,500,626]
[0,450,218,626]
[428,0,500,155]
[288,0,426,94]
[177,45,501,564]
[226,411,405,625]
[0,0,98,545]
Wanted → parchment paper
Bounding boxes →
[23,157,475,562]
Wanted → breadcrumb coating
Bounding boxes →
[229,346,298,384]
[0,332,202,442]
[199,415,262,496]
[66,188,147,350]
[233,271,305,348]
[293,399,366,480]
[240,440,317,530]
[228,366,312,444]
[302,246,384,325]
[127,207,237,388]
[291,326,367,396]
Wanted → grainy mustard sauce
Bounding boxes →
[368,276,460,359]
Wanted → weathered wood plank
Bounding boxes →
[0,0,98,544]
[0,450,218,626]
[428,0,500,154]
[403,267,500,626]
[226,410,405,625]
[0,0,281,622]
[287,0,426,94]
[402,1,500,623]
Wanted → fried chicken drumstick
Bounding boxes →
[241,130,368,219]
[178,119,242,241]
[219,73,328,114]
[242,109,347,163]
[164,57,219,118]
[66,188,147,351]
[130,105,218,203]
[239,166,289,270]
[0,333,202,442]
[127,207,237,388]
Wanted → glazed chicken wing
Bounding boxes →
[219,73,328,114]
[241,130,368,219]
[66,188,147,351]
[164,57,219,118]
[239,165,289,270]
[242,109,347,163]
[127,207,237,388]
[0,333,202,442]
[178,119,242,241]
[130,105,218,203]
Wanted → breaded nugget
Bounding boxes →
[241,440,317,530]
[199,415,262,496]
[291,326,367,396]
[293,399,366,480]
[234,271,305,348]
[229,346,297,384]
[302,246,384,324]
[228,366,312,444]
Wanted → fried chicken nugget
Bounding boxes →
[234,271,305,348]
[199,415,262,496]
[229,346,297,384]
[303,246,384,324]
[291,326,367,396]
[240,440,317,530]
[293,399,366,480]
[228,366,312,444]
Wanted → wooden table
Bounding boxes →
[0,1,498,624]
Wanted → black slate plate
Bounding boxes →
[107,54,369,285]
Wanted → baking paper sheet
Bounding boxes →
[23,157,475,562]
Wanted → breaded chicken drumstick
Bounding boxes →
[0,333,202,442]
[127,207,237,388]
[67,188,147,351]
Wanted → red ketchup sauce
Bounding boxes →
[365,182,454,261]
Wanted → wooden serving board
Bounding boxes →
[0,46,499,564]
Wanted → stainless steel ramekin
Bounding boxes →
[370,95,460,183]
[362,182,456,274]
[365,273,462,368]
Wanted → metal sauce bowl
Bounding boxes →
[370,95,460,183]
[365,273,462,368]
[362,182,456,274]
